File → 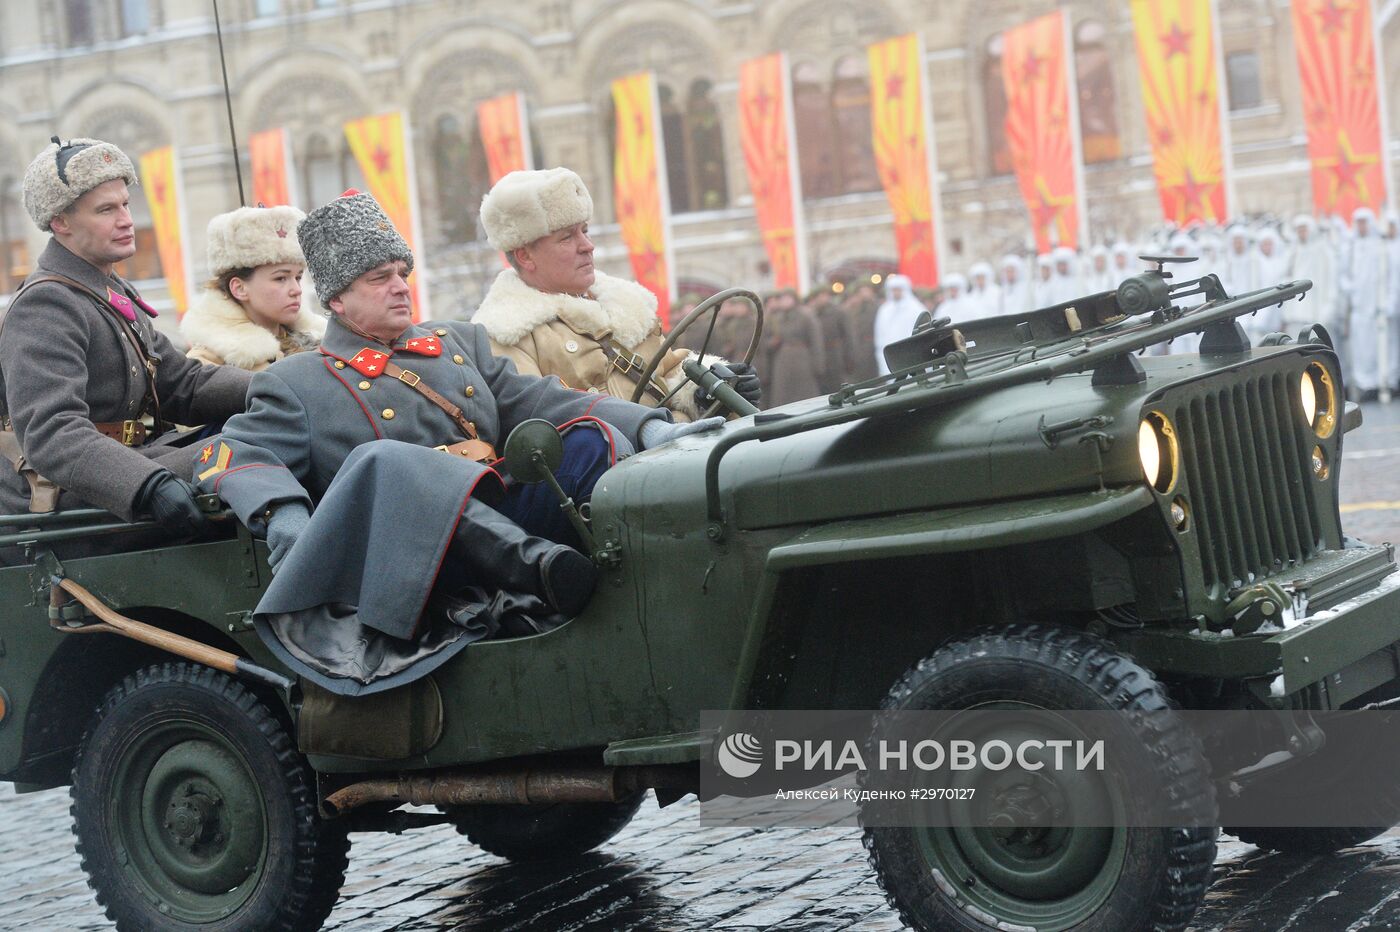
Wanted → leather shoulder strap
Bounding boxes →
[381,361,479,440]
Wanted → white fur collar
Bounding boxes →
[180,288,326,369]
[472,268,659,350]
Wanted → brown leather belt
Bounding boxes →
[93,420,148,446]
[595,338,670,404]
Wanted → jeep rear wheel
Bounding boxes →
[443,792,645,862]
[862,625,1218,932]
[71,662,349,932]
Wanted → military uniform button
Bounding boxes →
[358,380,371,390]
[382,408,395,420]
[453,354,464,365]
[130,366,138,375]
[435,328,447,336]
[565,340,579,353]
[465,386,475,398]
[334,361,346,369]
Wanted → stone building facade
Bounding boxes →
[0,0,1397,327]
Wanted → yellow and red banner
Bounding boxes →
[611,72,674,327]
[138,146,189,315]
[1293,0,1389,220]
[1002,11,1085,253]
[739,53,807,290]
[249,128,292,208]
[868,34,942,286]
[344,112,428,320]
[1130,0,1232,225]
[477,92,532,184]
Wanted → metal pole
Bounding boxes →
[211,0,246,206]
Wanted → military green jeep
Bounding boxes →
[1,261,1398,932]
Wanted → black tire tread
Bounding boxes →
[863,624,1218,932]
[445,791,646,862]
[70,662,347,932]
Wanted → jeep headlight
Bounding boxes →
[1300,362,1337,438]
[1139,411,1178,494]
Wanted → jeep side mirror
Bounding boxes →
[503,419,563,484]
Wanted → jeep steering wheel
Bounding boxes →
[629,288,765,417]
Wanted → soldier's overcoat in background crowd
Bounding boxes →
[197,315,666,694]
[475,268,704,421]
[0,239,250,519]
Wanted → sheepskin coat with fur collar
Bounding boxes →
[181,289,326,371]
[473,268,703,421]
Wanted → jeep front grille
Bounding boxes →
[1172,371,1322,592]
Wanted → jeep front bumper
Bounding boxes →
[1116,542,1400,707]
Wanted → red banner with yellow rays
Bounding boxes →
[739,53,806,290]
[868,34,941,286]
[138,146,189,315]
[1293,0,1388,220]
[249,128,292,207]
[1002,11,1084,253]
[1130,0,1231,225]
[477,93,532,184]
[611,72,673,327]
[344,112,427,320]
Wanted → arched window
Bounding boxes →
[792,61,837,199]
[432,116,475,246]
[830,56,879,194]
[120,0,150,36]
[65,0,93,46]
[1074,21,1121,163]
[686,79,728,211]
[983,35,1012,175]
[301,132,366,210]
[658,83,692,214]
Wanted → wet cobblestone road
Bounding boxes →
[5,402,1400,931]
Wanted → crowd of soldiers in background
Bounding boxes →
[680,205,1400,408]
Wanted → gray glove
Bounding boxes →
[265,503,311,573]
[639,416,725,450]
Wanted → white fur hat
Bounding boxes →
[479,168,593,253]
[23,136,137,232]
[206,205,307,278]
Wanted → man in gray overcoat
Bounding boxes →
[0,137,250,533]
[197,189,718,694]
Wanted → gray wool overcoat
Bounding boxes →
[196,315,668,693]
[0,240,251,519]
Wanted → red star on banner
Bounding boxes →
[884,73,905,99]
[153,179,166,204]
[1171,166,1216,218]
[1317,130,1379,206]
[1154,126,1175,148]
[1030,176,1072,240]
[1160,23,1192,59]
[371,147,391,172]
[1315,0,1351,34]
[1308,104,1332,127]
[1196,89,1213,107]
[1020,48,1046,84]
[753,87,773,115]
[633,113,647,136]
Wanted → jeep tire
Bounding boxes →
[71,662,349,932]
[444,792,645,862]
[863,625,1218,932]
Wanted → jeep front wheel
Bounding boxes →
[862,625,1218,932]
[71,662,349,932]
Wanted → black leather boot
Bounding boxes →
[453,498,597,617]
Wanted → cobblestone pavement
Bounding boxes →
[4,401,1400,931]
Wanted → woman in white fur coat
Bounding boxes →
[182,205,325,371]
[471,168,760,421]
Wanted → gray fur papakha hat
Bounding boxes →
[23,136,138,232]
[297,189,415,308]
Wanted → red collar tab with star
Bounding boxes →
[398,335,442,357]
[346,347,390,377]
[106,287,158,322]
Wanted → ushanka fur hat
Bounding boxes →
[206,205,307,278]
[23,136,138,232]
[479,167,593,253]
[297,189,414,308]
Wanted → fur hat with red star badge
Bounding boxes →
[205,205,307,278]
[297,189,414,308]
[23,135,137,232]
